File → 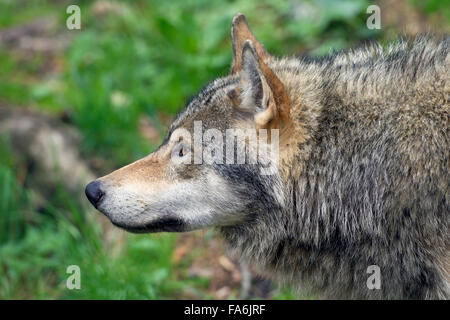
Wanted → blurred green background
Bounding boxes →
[0,0,448,299]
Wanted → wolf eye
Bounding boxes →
[176,143,189,158]
[179,146,186,157]
[171,141,190,162]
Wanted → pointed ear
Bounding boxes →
[237,40,290,131]
[230,13,271,74]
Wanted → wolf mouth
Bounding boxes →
[111,217,185,233]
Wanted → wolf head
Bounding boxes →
[85,14,293,233]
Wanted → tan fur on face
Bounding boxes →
[99,144,171,189]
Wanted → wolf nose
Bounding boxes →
[85,180,105,208]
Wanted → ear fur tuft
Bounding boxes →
[231,13,271,74]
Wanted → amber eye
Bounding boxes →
[176,142,189,158]
[179,146,186,157]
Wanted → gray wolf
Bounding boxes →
[85,14,449,299]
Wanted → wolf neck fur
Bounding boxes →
[219,38,449,299]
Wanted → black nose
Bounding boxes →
[85,180,104,208]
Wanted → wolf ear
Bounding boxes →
[230,13,271,74]
[236,40,290,131]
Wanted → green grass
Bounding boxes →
[410,0,450,22]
